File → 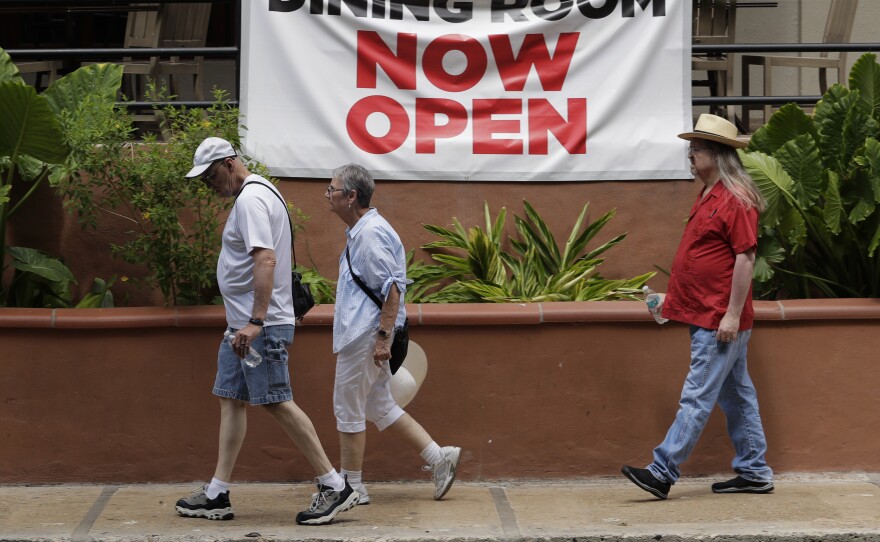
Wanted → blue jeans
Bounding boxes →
[648,326,773,484]
[212,324,294,406]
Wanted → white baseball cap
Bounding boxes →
[185,137,237,178]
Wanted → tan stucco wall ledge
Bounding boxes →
[2,298,880,329]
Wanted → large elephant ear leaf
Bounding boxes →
[848,52,880,121]
[814,85,866,174]
[868,212,880,257]
[748,103,814,155]
[7,246,76,284]
[42,63,123,117]
[0,81,69,164]
[823,170,844,234]
[741,150,794,228]
[0,48,25,84]
[847,175,875,225]
[779,206,807,249]
[774,134,823,209]
[754,236,785,283]
[853,137,880,202]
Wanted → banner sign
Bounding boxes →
[241,0,692,181]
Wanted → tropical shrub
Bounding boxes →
[299,266,336,305]
[58,84,335,306]
[413,201,654,303]
[58,89,235,305]
[741,52,880,298]
[4,247,114,308]
[0,48,122,307]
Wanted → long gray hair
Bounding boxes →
[704,140,766,212]
[332,163,374,208]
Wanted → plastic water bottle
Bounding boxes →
[643,285,669,325]
[223,330,262,368]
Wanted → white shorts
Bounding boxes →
[334,329,405,433]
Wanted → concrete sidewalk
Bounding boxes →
[1,473,878,542]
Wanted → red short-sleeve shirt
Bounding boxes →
[662,182,759,331]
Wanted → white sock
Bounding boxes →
[318,469,346,492]
[206,477,229,499]
[420,442,443,466]
[341,469,363,485]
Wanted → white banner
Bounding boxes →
[241,0,692,181]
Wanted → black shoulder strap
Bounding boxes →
[346,246,383,310]
[237,181,298,268]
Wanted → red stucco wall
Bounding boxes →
[7,178,699,306]
[1,301,877,484]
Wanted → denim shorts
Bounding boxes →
[212,324,294,406]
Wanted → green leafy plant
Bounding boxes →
[74,276,116,308]
[60,83,336,306]
[5,247,75,308]
[741,52,880,298]
[0,48,123,306]
[404,249,456,303]
[57,88,237,306]
[417,201,654,303]
[5,246,114,308]
[297,266,336,304]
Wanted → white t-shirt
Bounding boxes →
[217,175,295,327]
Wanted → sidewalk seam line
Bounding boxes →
[489,485,521,540]
[71,485,118,542]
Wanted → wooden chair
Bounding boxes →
[115,3,162,108]
[740,0,858,132]
[15,61,61,91]
[692,0,738,124]
[154,3,212,101]
[99,3,211,120]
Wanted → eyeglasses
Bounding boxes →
[201,156,233,185]
[201,165,220,185]
[687,147,712,157]
[326,185,348,196]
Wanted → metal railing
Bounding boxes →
[4,2,880,112]
[6,46,240,109]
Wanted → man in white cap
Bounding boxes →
[175,137,359,525]
[621,114,774,499]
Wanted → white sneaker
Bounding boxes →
[423,446,461,500]
[351,482,370,505]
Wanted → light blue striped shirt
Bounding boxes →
[333,209,412,353]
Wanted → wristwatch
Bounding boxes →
[377,327,391,339]
[248,317,265,327]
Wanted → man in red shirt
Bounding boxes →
[621,114,774,499]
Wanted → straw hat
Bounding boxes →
[678,114,747,149]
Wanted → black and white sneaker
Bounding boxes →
[295,480,359,525]
[311,481,370,505]
[621,465,671,500]
[712,476,774,494]
[175,485,234,520]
